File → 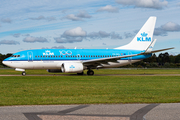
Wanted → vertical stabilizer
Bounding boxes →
[115,16,156,50]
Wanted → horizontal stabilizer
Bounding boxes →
[150,47,175,53]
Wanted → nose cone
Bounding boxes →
[2,60,8,66]
[2,58,10,67]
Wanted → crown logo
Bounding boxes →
[141,32,148,37]
[70,65,75,68]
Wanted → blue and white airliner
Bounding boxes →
[3,16,174,76]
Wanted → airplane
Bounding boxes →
[2,16,174,76]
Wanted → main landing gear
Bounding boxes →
[87,70,94,75]
[22,72,26,76]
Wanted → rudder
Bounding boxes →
[115,16,156,50]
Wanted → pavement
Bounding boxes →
[0,104,180,120]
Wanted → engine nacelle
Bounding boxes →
[47,69,62,73]
[61,62,83,73]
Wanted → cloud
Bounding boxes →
[116,0,168,9]
[1,18,12,23]
[54,37,83,43]
[0,40,20,45]
[62,27,87,37]
[102,43,106,45]
[55,27,86,43]
[55,27,122,43]
[23,34,30,36]
[42,45,66,49]
[111,32,123,39]
[23,36,48,43]
[154,22,180,36]
[64,14,82,21]
[63,11,91,21]
[51,45,66,49]
[124,32,134,38]
[154,28,167,36]
[76,11,92,18]
[161,22,180,31]
[88,31,110,39]
[29,15,56,21]
[97,5,119,13]
[12,33,21,38]
[87,31,122,39]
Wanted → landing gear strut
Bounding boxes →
[87,70,94,75]
[22,72,26,76]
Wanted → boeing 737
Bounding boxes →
[2,16,174,76]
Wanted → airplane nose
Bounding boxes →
[2,60,7,65]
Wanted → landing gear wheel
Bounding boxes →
[77,71,84,75]
[87,70,94,75]
[22,72,26,76]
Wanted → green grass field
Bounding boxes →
[0,69,180,106]
[0,68,180,75]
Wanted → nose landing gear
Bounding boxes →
[22,72,26,76]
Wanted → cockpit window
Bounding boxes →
[11,55,20,57]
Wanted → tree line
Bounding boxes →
[0,52,180,68]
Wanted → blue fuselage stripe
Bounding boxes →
[4,49,151,61]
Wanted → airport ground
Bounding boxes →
[0,69,180,120]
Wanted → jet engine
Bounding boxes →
[61,62,83,73]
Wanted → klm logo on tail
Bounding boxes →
[137,32,151,42]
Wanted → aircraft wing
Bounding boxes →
[82,53,140,68]
[82,47,174,68]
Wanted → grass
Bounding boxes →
[0,74,180,106]
[0,68,180,75]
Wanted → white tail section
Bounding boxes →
[115,16,156,50]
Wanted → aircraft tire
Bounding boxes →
[22,72,26,76]
[87,70,94,75]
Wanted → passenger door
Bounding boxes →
[27,51,33,62]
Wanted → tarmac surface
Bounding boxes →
[0,104,180,120]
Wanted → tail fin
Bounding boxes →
[115,16,156,50]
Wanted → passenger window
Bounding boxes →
[35,56,37,58]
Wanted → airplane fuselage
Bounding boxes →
[3,49,151,70]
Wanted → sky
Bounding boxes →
[0,0,180,55]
